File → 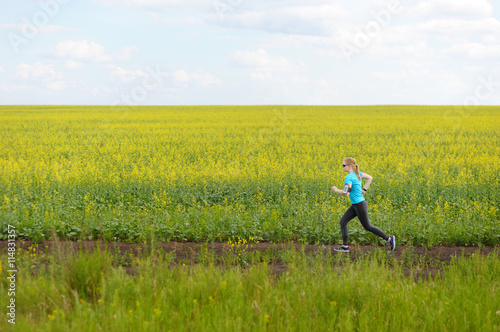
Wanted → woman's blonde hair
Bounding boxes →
[344,157,361,182]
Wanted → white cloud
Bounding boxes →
[314,78,335,92]
[114,46,138,62]
[445,43,500,58]
[94,0,210,10]
[0,66,4,73]
[0,23,75,34]
[190,71,221,87]
[132,0,171,6]
[51,40,112,62]
[481,34,499,44]
[211,4,350,36]
[148,13,203,26]
[171,70,221,87]
[266,34,338,53]
[0,85,36,92]
[51,40,137,63]
[291,75,310,84]
[250,72,273,81]
[417,18,500,37]
[250,72,311,84]
[412,0,493,18]
[369,40,434,58]
[109,65,148,82]
[229,49,295,72]
[14,63,67,91]
[284,4,350,21]
[65,60,83,69]
[372,69,466,94]
[16,63,57,81]
[372,71,413,80]
[287,15,500,62]
[171,70,191,84]
[88,86,117,96]
[46,81,67,90]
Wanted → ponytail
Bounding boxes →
[354,164,361,182]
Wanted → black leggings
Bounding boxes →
[340,200,388,245]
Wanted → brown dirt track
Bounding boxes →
[1,241,498,280]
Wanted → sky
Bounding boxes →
[0,0,499,105]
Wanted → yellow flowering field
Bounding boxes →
[0,105,499,245]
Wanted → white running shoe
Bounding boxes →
[388,235,396,251]
[334,245,350,253]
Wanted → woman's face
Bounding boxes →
[342,160,352,173]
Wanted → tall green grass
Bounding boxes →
[1,245,499,331]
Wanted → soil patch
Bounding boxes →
[1,240,497,280]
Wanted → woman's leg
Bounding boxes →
[353,201,389,240]
[340,205,357,245]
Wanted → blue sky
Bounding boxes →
[1,0,499,105]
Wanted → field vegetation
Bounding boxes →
[0,105,499,245]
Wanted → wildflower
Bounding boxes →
[193,299,198,305]
[154,308,162,316]
[264,314,270,323]
[330,301,337,307]
[48,314,55,321]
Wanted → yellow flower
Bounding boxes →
[154,308,162,316]
[330,301,337,307]
[48,314,55,321]
[264,314,270,323]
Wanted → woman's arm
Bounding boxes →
[361,173,373,194]
[332,184,351,197]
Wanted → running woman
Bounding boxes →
[331,157,395,252]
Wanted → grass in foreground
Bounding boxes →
[1,243,499,331]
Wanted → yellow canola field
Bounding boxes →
[0,105,499,245]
